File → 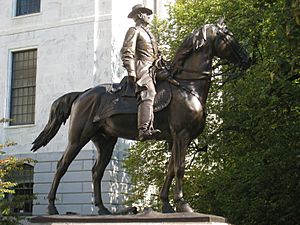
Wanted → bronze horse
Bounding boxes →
[32,19,250,215]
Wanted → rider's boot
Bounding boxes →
[138,100,161,141]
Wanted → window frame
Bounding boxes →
[13,0,41,17]
[8,48,38,126]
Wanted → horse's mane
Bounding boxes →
[172,24,213,67]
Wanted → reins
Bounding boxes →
[172,65,211,80]
[154,24,248,100]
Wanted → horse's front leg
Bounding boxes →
[173,131,194,213]
[160,142,176,213]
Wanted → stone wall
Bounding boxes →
[0,0,95,154]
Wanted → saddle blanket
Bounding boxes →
[93,78,172,122]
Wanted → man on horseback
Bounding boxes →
[121,4,161,141]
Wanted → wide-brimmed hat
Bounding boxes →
[128,4,153,18]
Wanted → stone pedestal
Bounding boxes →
[30,211,231,225]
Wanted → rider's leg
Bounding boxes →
[137,86,160,141]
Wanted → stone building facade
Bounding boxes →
[0,0,173,215]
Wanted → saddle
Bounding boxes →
[93,76,172,122]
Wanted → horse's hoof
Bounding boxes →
[47,205,59,215]
[116,207,138,215]
[176,201,194,213]
[98,207,112,215]
[162,203,176,213]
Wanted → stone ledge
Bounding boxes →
[30,211,229,224]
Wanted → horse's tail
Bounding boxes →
[31,91,84,152]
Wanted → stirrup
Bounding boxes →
[138,129,161,141]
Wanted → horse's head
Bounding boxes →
[171,20,251,80]
[211,18,251,69]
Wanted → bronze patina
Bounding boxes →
[31,17,250,215]
[121,4,161,141]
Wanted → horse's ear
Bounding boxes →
[217,16,225,26]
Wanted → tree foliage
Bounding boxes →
[0,119,34,224]
[124,0,300,224]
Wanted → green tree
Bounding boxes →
[124,0,300,224]
[0,119,34,225]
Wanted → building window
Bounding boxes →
[10,49,37,126]
[5,164,34,216]
[16,0,40,16]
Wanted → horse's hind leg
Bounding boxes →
[47,103,97,214]
[47,140,88,214]
[91,134,117,215]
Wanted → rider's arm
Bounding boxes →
[121,27,138,80]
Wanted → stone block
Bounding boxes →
[75,150,96,160]
[103,170,114,181]
[36,152,61,162]
[118,171,130,183]
[33,204,48,215]
[101,181,113,193]
[61,171,92,182]
[83,159,94,170]
[62,193,93,204]
[120,182,131,193]
[81,204,98,215]
[34,183,51,194]
[34,162,52,173]
[34,193,63,205]
[68,160,84,171]
[82,182,93,193]
[57,182,83,193]
[34,172,54,183]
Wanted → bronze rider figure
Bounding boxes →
[121,4,161,141]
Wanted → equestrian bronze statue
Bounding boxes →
[31,18,250,215]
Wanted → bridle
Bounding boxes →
[215,25,249,68]
[166,24,249,100]
[171,24,248,78]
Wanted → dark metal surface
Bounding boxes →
[31,18,250,215]
[121,5,160,140]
